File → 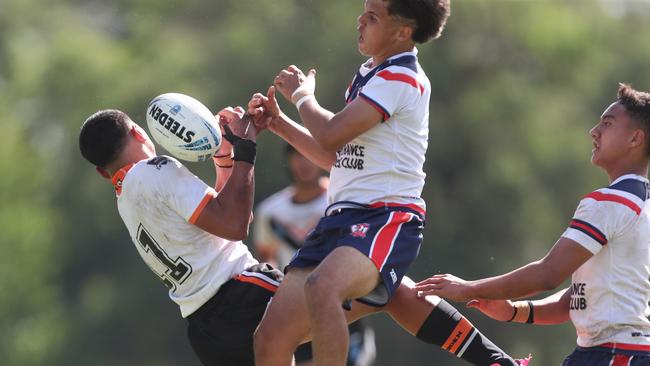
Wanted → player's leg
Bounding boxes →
[304,246,381,366]
[255,267,313,366]
[344,278,518,366]
[385,276,518,365]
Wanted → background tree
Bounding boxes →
[1,0,649,364]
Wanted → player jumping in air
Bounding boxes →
[249,0,526,365]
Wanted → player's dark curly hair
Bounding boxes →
[385,0,450,44]
[618,83,650,156]
[79,109,131,168]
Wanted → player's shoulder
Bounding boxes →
[373,63,427,95]
[130,155,188,180]
[141,155,183,169]
[581,175,649,216]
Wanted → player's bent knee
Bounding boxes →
[304,272,337,304]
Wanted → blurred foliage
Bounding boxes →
[1,0,650,365]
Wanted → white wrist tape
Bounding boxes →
[295,94,315,110]
[291,86,308,101]
[291,77,316,103]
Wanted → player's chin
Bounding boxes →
[357,43,370,57]
[590,153,602,167]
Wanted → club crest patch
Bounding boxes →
[350,223,370,238]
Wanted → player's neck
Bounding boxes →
[605,159,649,183]
[370,42,415,68]
[105,148,154,177]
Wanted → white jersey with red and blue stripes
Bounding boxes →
[561,174,650,348]
[328,48,429,210]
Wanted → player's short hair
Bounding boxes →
[618,83,650,156]
[79,109,131,168]
[385,0,450,44]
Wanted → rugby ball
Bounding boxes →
[145,93,222,162]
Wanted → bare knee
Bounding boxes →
[304,272,337,305]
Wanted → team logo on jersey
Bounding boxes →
[147,156,169,170]
[350,223,370,238]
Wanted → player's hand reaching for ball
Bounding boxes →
[217,106,257,142]
[274,65,316,104]
[216,106,257,166]
[248,86,281,132]
[414,274,474,302]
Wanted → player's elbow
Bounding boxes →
[317,135,345,152]
[535,278,559,292]
[533,269,564,291]
[532,260,569,291]
[228,223,250,241]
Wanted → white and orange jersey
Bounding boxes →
[253,186,327,269]
[561,174,650,347]
[112,156,257,318]
[329,48,429,210]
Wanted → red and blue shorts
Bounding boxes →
[562,343,650,366]
[287,201,425,307]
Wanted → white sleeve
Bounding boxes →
[153,157,217,223]
[253,199,279,248]
[358,67,422,121]
[561,196,635,255]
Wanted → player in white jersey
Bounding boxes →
[249,1,524,365]
[254,144,377,366]
[415,84,650,365]
[79,107,284,365]
[79,107,521,366]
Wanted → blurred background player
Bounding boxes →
[416,84,650,366]
[253,144,376,366]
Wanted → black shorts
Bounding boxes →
[186,263,283,366]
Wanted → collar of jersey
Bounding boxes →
[111,163,135,195]
[361,47,418,72]
[611,173,649,185]
[387,47,418,61]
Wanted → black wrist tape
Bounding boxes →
[232,139,256,165]
[222,123,256,164]
[526,300,535,324]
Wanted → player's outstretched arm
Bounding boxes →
[193,108,257,241]
[467,287,571,325]
[248,86,337,171]
[274,65,384,152]
[414,237,593,301]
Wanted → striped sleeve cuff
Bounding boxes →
[359,93,390,122]
[562,219,607,254]
[188,190,218,224]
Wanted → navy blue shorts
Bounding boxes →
[287,202,425,307]
[561,343,650,366]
